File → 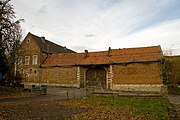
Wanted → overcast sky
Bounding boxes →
[11,0,180,54]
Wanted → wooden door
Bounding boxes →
[86,67,106,89]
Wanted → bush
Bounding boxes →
[13,73,23,87]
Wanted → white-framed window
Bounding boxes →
[18,57,22,65]
[25,56,30,65]
[32,55,38,65]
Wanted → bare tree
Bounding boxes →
[0,0,24,85]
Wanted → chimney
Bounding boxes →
[108,47,111,57]
[64,46,67,51]
[41,36,45,42]
[84,50,88,58]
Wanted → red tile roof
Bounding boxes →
[41,46,163,67]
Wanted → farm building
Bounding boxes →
[41,46,164,92]
[17,32,75,84]
[17,33,165,92]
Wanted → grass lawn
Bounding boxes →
[0,86,21,94]
[0,86,32,99]
[0,96,170,119]
[72,96,170,120]
[0,87,170,119]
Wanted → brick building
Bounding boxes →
[41,46,164,92]
[17,32,75,85]
[17,33,164,92]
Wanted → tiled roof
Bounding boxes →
[41,46,163,67]
[28,32,75,53]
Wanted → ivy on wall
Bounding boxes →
[159,64,168,85]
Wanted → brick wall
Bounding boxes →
[17,35,41,83]
[41,66,77,86]
[113,62,162,84]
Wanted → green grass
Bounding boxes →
[0,86,21,95]
[80,96,169,119]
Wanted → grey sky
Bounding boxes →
[11,0,180,54]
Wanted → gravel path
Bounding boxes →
[167,96,180,119]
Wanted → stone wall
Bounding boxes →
[112,84,163,92]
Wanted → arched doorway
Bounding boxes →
[86,66,106,89]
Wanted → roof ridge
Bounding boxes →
[78,45,161,54]
[29,32,61,46]
[27,32,75,53]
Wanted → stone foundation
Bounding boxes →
[112,84,163,92]
[23,82,80,88]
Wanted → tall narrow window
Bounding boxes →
[30,69,32,74]
[18,57,22,65]
[34,69,37,74]
[25,56,30,65]
[21,69,24,74]
[32,55,38,65]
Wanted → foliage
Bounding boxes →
[165,56,180,85]
[168,85,180,95]
[0,86,32,99]
[159,64,168,85]
[13,72,23,86]
[0,86,21,94]
[0,0,24,85]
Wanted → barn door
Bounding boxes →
[86,67,106,89]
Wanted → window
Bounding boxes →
[21,69,24,74]
[27,39,30,43]
[25,56,30,65]
[34,70,37,74]
[32,55,38,65]
[18,57,22,65]
[30,69,32,74]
